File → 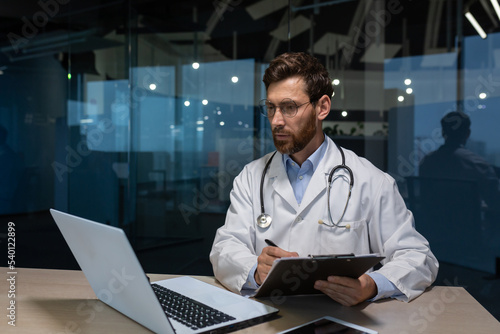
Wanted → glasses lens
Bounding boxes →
[280,98,298,117]
[259,99,267,116]
[280,99,297,117]
[259,99,275,117]
[259,98,303,117]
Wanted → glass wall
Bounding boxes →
[1,0,499,308]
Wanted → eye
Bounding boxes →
[282,103,296,115]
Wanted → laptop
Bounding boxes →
[50,209,279,334]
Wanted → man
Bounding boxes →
[210,52,438,306]
[420,111,500,208]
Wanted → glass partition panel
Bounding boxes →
[0,3,499,320]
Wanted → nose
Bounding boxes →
[270,108,285,128]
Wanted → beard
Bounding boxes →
[272,109,317,155]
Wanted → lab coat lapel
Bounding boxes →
[298,138,342,213]
[267,152,300,213]
[298,170,328,211]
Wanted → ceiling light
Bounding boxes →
[479,92,487,99]
[398,96,405,102]
[341,110,348,117]
[202,99,208,105]
[406,88,413,94]
[332,79,340,85]
[192,62,200,69]
[184,101,190,107]
[149,83,157,91]
[404,78,412,85]
[231,76,239,83]
[465,12,487,39]
[491,0,500,21]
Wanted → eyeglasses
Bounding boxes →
[258,98,312,118]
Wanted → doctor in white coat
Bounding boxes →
[210,52,438,306]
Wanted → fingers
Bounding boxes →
[255,246,280,284]
[255,246,298,285]
[314,277,358,306]
[267,246,299,258]
[255,262,269,285]
[314,274,377,306]
[254,248,271,285]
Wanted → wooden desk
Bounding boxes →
[1,268,499,333]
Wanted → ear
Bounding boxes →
[316,95,331,121]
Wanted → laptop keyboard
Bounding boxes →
[151,283,236,330]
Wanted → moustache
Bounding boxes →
[272,127,290,135]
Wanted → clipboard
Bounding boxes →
[253,254,384,298]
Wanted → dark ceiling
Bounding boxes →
[0,0,498,71]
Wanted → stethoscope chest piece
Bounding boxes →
[256,213,272,228]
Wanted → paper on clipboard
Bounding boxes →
[251,253,384,298]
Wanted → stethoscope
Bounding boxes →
[256,142,354,229]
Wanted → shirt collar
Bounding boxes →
[282,134,328,172]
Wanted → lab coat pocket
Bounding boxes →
[318,218,371,255]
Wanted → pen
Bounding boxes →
[265,239,279,247]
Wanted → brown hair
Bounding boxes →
[263,52,333,102]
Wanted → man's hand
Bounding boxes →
[255,246,298,285]
[313,274,377,306]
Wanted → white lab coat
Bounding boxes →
[210,136,438,301]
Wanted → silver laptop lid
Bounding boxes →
[50,209,175,334]
[50,209,279,334]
